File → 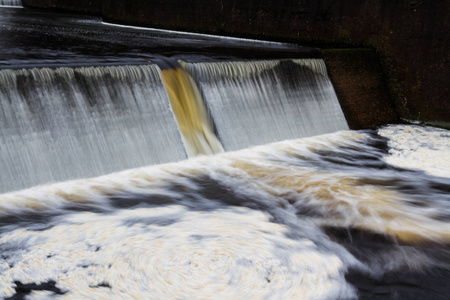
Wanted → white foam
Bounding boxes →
[0,206,356,299]
[1,126,449,298]
[379,125,450,178]
[1,129,448,245]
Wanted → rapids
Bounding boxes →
[0,125,449,299]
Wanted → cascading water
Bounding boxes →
[160,65,224,157]
[0,59,350,193]
[0,7,449,300]
[183,59,349,151]
[0,0,21,7]
[0,65,186,193]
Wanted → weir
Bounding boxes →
[0,59,349,193]
[0,0,21,6]
[0,65,186,193]
[183,59,349,151]
[1,6,449,300]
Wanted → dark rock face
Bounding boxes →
[21,0,449,128]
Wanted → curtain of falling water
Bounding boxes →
[160,67,224,157]
[0,65,186,193]
[182,59,349,151]
[0,0,22,6]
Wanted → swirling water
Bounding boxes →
[0,125,449,299]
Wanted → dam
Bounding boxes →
[0,5,449,300]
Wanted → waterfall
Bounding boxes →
[2,7,449,299]
[0,65,186,193]
[183,59,349,151]
[0,0,22,6]
[0,59,351,193]
[160,66,224,157]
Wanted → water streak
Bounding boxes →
[183,59,349,151]
[160,67,224,156]
[0,0,21,7]
[0,65,186,193]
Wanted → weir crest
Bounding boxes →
[0,0,22,6]
[0,59,348,193]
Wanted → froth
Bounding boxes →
[1,127,449,243]
[379,125,450,178]
[1,126,449,299]
[0,206,356,299]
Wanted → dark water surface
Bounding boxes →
[0,7,312,69]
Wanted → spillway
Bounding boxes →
[160,66,224,157]
[0,0,21,6]
[0,7,449,300]
[0,59,351,193]
[0,65,186,193]
[183,59,349,151]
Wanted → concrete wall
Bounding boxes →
[22,0,449,128]
[321,49,398,129]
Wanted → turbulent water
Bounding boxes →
[0,59,349,194]
[0,125,449,299]
[0,6,449,300]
